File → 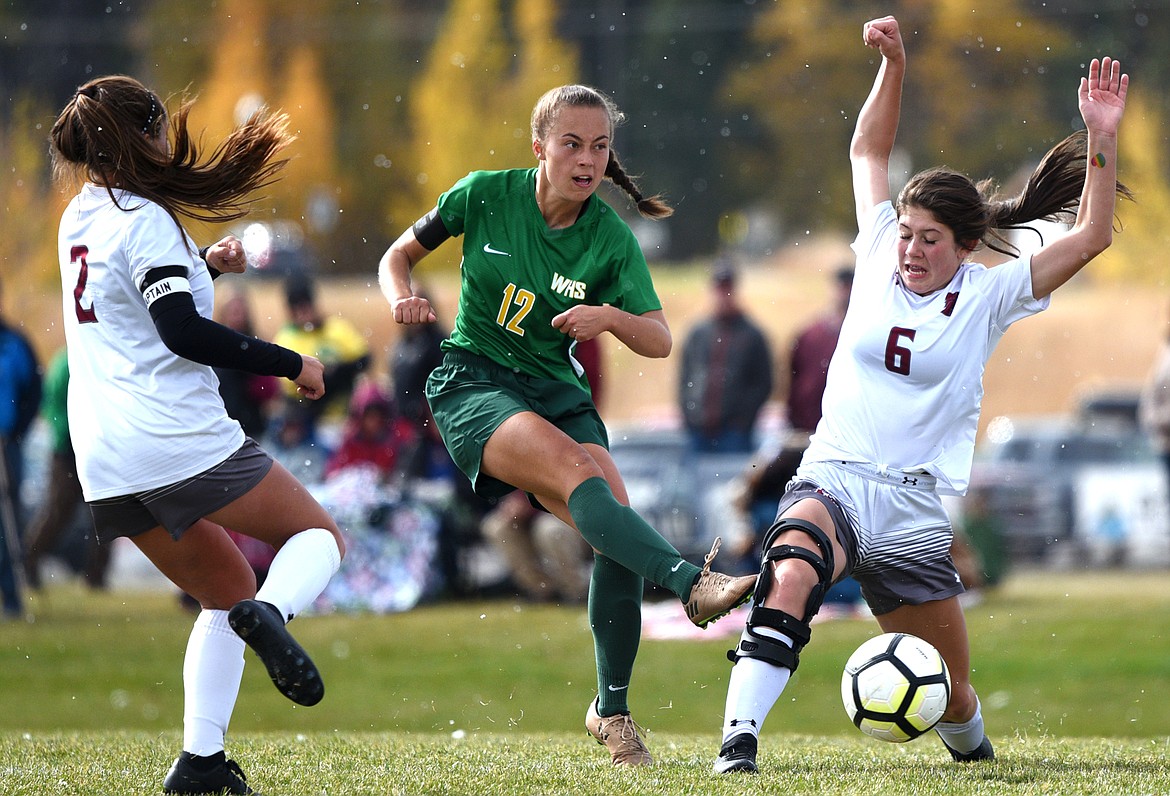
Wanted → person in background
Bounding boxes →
[264,398,333,487]
[678,261,773,454]
[1140,313,1170,500]
[389,285,447,432]
[735,265,855,561]
[730,266,866,619]
[0,276,42,618]
[378,83,755,767]
[274,272,370,429]
[324,378,417,483]
[50,74,346,795]
[714,16,1129,774]
[480,336,605,604]
[23,347,111,591]
[214,289,280,440]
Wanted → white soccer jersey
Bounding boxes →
[59,184,244,500]
[803,201,1049,496]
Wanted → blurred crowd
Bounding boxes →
[2,259,1033,618]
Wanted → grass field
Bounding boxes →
[3,569,1169,794]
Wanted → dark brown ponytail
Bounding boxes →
[898,130,1132,258]
[50,75,294,226]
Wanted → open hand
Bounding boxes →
[1079,57,1128,135]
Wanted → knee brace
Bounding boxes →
[727,518,835,672]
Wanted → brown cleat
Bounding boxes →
[586,698,654,767]
[684,536,756,628]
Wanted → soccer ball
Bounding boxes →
[841,632,951,743]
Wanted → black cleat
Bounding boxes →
[228,599,323,707]
[713,732,758,774]
[162,751,257,795]
[942,734,995,762]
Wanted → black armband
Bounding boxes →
[412,207,453,251]
[142,268,301,378]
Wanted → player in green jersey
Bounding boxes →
[378,84,755,767]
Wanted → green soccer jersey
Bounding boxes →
[436,168,661,389]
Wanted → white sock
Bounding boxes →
[183,609,245,756]
[721,627,794,743]
[255,528,341,621]
[935,697,986,753]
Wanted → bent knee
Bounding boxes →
[943,683,980,724]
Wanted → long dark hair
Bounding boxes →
[49,75,293,226]
[530,84,673,220]
[897,130,1133,257]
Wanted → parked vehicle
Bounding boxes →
[966,393,1162,564]
[608,427,753,563]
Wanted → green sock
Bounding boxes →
[568,477,700,599]
[589,553,642,716]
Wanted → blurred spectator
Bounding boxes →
[389,286,447,432]
[1140,322,1170,498]
[388,289,453,482]
[0,278,41,618]
[263,398,333,486]
[573,335,606,411]
[729,264,866,620]
[214,289,280,439]
[481,489,591,603]
[324,379,417,483]
[23,348,111,590]
[955,487,1006,589]
[274,273,370,427]
[737,265,854,539]
[678,260,772,454]
[479,336,604,603]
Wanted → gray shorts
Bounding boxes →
[779,460,964,615]
[88,438,273,544]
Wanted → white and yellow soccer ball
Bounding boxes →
[841,632,951,743]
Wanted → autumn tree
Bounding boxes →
[0,98,64,294]
[725,0,1074,235]
[1096,94,1170,286]
[392,0,579,267]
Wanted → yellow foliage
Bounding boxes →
[389,0,578,262]
[0,98,65,297]
[1097,93,1170,286]
[189,0,272,141]
[274,43,346,245]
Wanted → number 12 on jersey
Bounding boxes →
[496,282,535,336]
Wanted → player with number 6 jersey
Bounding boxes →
[712,15,1131,776]
[51,75,346,796]
[378,84,755,767]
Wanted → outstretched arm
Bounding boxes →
[850,16,905,225]
[1030,58,1129,298]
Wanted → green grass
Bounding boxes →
[3,570,1169,794]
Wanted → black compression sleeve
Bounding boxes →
[143,269,302,378]
[411,207,452,251]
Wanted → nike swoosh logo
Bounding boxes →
[483,243,511,256]
[607,684,629,692]
[670,560,684,572]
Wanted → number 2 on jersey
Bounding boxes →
[496,282,535,336]
[71,245,99,324]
